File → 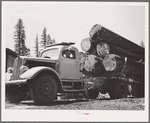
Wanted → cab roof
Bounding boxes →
[45,42,75,48]
[40,42,78,56]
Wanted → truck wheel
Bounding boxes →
[29,73,58,105]
[85,88,99,99]
[134,83,144,98]
[6,85,27,103]
[114,81,128,99]
[108,81,116,99]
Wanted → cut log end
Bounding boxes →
[96,42,110,57]
[81,38,91,52]
[89,24,102,38]
[102,54,119,71]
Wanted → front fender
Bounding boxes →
[20,66,63,91]
[20,66,60,80]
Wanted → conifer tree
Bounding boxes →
[14,18,30,56]
[41,27,47,48]
[46,34,52,45]
[34,34,39,57]
[14,18,26,55]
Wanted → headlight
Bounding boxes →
[20,65,29,73]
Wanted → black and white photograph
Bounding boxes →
[1,1,149,122]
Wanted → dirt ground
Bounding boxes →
[5,95,145,110]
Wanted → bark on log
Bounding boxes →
[110,44,144,61]
[89,24,144,61]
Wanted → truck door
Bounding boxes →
[59,48,80,79]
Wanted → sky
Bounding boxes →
[2,2,146,56]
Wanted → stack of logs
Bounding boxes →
[80,24,144,82]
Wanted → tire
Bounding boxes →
[114,81,128,99]
[108,81,116,99]
[29,72,58,105]
[6,85,27,103]
[134,83,144,98]
[85,88,99,99]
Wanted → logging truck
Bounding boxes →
[5,42,144,105]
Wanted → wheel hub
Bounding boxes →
[39,81,53,95]
[45,86,49,91]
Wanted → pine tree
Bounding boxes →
[34,35,39,57]
[52,38,56,44]
[40,27,47,48]
[25,48,30,56]
[40,27,56,50]
[46,34,52,45]
[46,35,56,46]
[14,18,29,56]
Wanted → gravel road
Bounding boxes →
[5,97,145,110]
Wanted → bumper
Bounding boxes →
[6,79,28,85]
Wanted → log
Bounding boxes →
[102,54,144,81]
[89,24,144,61]
[83,55,98,71]
[80,53,105,72]
[80,52,86,71]
[89,24,102,38]
[110,44,144,61]
[81,38,96,52]
[102,54,122,72]
[96,42,110,57]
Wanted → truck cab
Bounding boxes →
[40,44,81,80]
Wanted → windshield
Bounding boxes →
[41,48,59,59]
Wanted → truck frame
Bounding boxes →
[5,42,144,105]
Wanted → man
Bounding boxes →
[5,67,13,82]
